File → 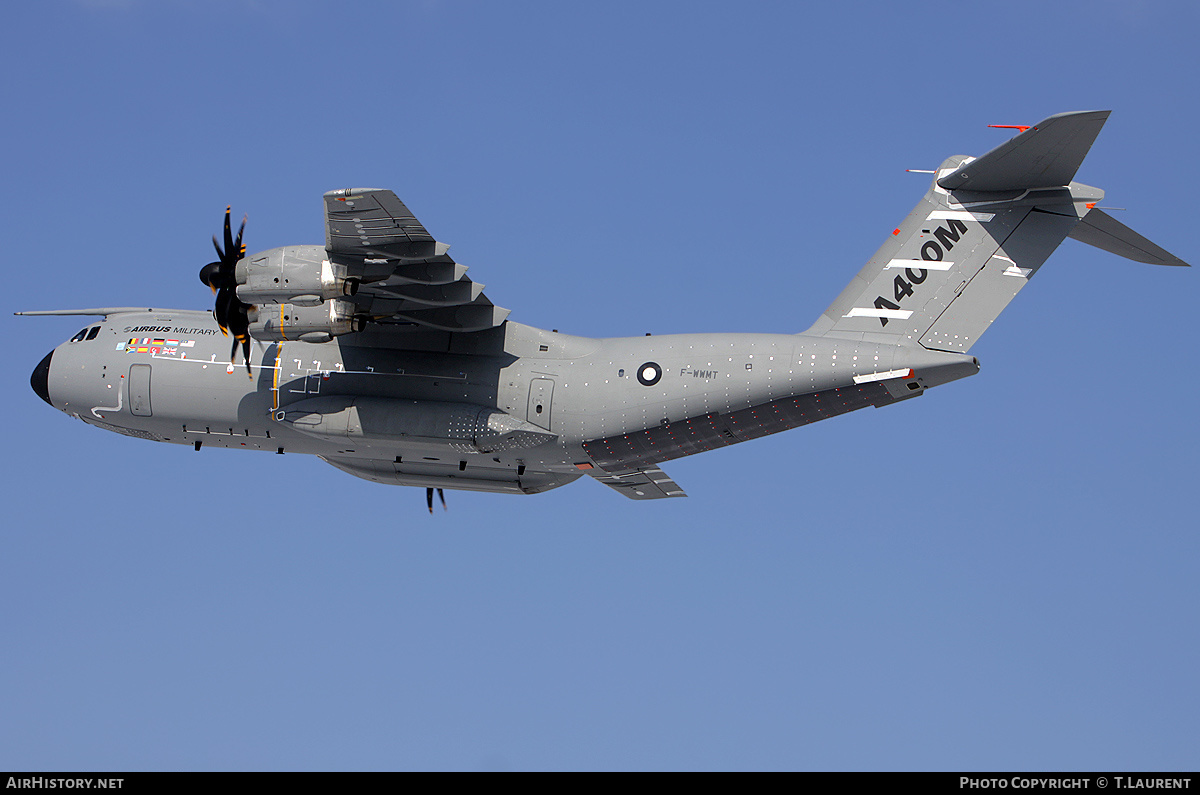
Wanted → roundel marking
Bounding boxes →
[636,362,662,386]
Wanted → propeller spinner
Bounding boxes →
[199,207,254,376]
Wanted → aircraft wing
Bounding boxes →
[324,188,510,334]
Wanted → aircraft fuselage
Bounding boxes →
[32,309,978,495]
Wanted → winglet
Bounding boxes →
[937,110,1111,192]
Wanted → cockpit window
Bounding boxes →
[69,326,101,343]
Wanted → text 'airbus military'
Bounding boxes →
[22,111,1190,506]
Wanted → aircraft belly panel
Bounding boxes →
[320,455,580,495]
[582,382,893,472]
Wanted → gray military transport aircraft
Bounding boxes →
[22,111,1190,507]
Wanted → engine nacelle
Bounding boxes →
[247,299,363,343]
[235,245,359,306]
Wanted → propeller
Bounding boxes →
[199,207,254,377]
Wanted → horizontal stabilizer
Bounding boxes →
[1068,209,1191,266]
[937,110,1111,192]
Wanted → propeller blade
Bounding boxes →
[233,215,246,259]
[200,207,254,378]
[222,206,233,262]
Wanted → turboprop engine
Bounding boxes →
[235,245,359,306]
[246,300,363,343]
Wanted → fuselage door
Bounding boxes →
[129,363,152,417]
[527,378,554,430]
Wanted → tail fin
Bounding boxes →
[808,111,1189,353]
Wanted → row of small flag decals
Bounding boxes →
[116,338,197,354]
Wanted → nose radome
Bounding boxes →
[31,350,53,406]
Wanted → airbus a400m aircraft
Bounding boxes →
[23,111,1189,506]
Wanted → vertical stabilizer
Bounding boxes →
[807,111,1187,354]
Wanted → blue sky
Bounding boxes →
[2,0,1197,771]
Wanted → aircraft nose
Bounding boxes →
[31,350,53,406]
